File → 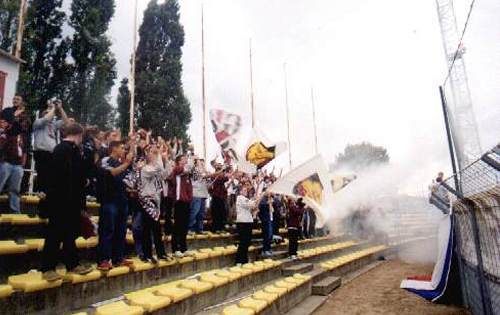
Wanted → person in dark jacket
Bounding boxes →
[40,122,93,281]
[208,166,228,233]
[258,191,274,257]
[288,198,305,259]
[171,154,194,258]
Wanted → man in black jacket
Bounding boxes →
[40,122,93,281]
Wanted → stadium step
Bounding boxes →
[311,276,341,296]
[282,263,314,276]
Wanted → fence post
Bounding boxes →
[464,198,493,315]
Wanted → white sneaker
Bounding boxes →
[174,251,184,258]
[184,251,196,257]
[235,263,242,267]
[290,255,298,260]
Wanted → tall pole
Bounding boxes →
[283,63,292,169]
[310,86,319,155]
[249,38,255,128]
[15,0,27,58]
[129,0,138,133]
[201,4,207,161]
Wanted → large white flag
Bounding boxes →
[267,155,334,227]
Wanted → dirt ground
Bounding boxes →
[314,260,470,315]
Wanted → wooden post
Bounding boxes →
[283,63,292,169]
[311,86,319,155]
[14,0,27,58]
[201,4,207,161]
[129,0,138,134]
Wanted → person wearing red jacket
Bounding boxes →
[287,198,305,259]
[171,154,194,258]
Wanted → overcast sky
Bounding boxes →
[106,0,499,195]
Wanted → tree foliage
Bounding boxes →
[17,0,69,113]
[117,77,130,133]
[0,0,19,52]
[135,0,191,139]
[66,0,116,128]
[333,142,390,172]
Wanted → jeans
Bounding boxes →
[189,197,206,233]
[236,222,252,264]
[131,206,144,258]
[98,199,128,264]
[142,212,165,258]
[0,162,23,213]
[261,219,273,252]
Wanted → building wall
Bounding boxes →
[0,56,20,110]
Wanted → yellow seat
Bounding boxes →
[221,304,255,315]
[238,297,267,312]
[75,237,89,249]
[125,291,171,312]
[86,202,100,208]
[198,248,223,258]
[157,259,177,268]
[274,280,297,291]
[194,234,209,240]
[71,312,88,315]
[193,251,210,260]
[252,290,279,303]
[156,286,193,302]
[25,239,45,251]
[126,234,135,245]
[64,270,101,284]
[8,271,62,293]
[215,270,242,281]
[254,260,275,270]
[263,285,287,297]
[263,259,282,267]
[293,273,311,281]
[106,266,130,277]
[229,266,253,276]
[0,284,13,298]
[0,240,29,255]
[179,279,213,294]
[86,237,99,248]
[242,263,264,273]
[10,214,43,225]
[95,301,144,315]
[284,276,304,285]
[224,245,238,254]
[200,273,229,287]
[177,256,194,264]
[186,234,195,240]
[129,258,155,272]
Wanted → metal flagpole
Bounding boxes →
[201,4,207,161]
[283,63,292,169]
[249,38,255,128]
[310,86,319,155]
[129,0,138,133]
[15,0,27,58]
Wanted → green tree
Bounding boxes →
[117,77,130,133]
[17,0,68,113]
[333,142,390,172]
[135,0,191,139]
[67,0,116,128]
[0,0,20,52]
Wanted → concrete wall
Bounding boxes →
[0,56,20,109]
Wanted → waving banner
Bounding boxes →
[267,155,334,227]
[209,109,242,161]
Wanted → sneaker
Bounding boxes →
[290,255,298,260]
[183,251,196,257]
[70,264,93,275]
[201,231,209,235]
[235,263,242,267]
[174,251,184,258]
[150,257,158,264]
[139,256,149,263]
[117,259,134,267]
[158,255,168,260]
[42,270,62,282]
[187,231,195,236]
[97,261,112,271]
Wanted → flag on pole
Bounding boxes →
[267,155,334,227]
[209,109,242,161]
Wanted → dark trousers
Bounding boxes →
[172,200,190,253]
[33,150,52,193]
[288,228,299,256]
[261,219,273,252]
[161,196,174,236]
[142,212,166,258]
[236,222,253,264]
[41,215,79,271]
[98,199,128,264]
[210,197,226,232]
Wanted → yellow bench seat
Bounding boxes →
[0,240,29,255]
[95,301,144,315]
[179,279,213,294]
[156,286,193,302]
[125,291,171,312]
[222,304,255,315]
[8,271,62,293]
[238,297,268,312]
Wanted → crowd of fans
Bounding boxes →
[0,96,321,281]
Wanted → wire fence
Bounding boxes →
[431,145,499,315]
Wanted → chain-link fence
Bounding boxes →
[431,145,499,315]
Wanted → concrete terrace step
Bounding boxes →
[282,263,313,277]
[0,236,342,314]
[311,276,341,296]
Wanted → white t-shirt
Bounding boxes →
[235,195,255,223]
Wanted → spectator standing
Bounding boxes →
[189,158,209,234]
[171,154,194,258]
[258,192,274,257]
[32,100,69,194]
[40,122,92,281]
[288,198,305,259]
[235,186,259,264]
[208,165,228,233]
[97,141,135,270]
